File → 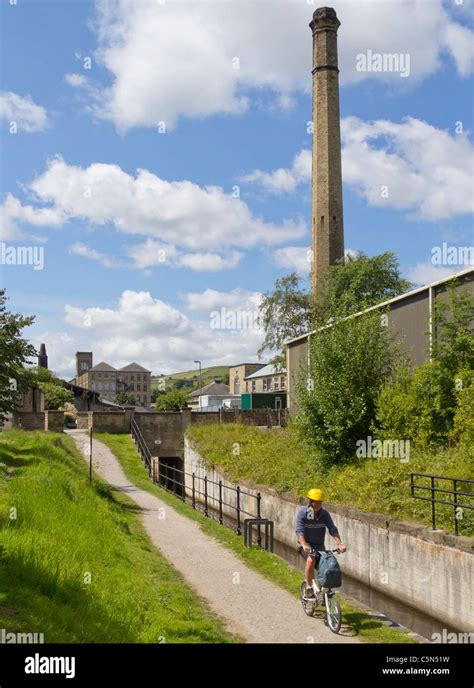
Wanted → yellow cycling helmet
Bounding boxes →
[307,488,325,501]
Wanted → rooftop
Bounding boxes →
[190,381,230,397]
[245,364,285,380]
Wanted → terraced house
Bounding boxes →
[71,352,151,407]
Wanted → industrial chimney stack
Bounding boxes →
[310,7,344,299]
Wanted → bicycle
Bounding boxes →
[299,548,343,633]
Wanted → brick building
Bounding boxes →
[72,352,151,407]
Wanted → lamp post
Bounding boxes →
[194,360,202,411]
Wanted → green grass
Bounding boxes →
[187,423,474,537]
[96,432,417,644]
[152,366,229,390]
[0,429,239,643]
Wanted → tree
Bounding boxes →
[0,290,36,420]
[155,390,189,411]
[375,282,474,449]
[114,393,138,406]
[258,253,411,369]
[40,382,74,410]
[314,251,413,324]
[151,388,166,403]
[296,310,403,463]
[258,273,312,370]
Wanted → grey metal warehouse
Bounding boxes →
[285,267,473,412]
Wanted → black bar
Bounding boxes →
[192,472,196,509]
[431,476,436,529]
[257,492,262,547]
[219,480,223,525]
[204,475,208,517]
[454,479,458,536]
[236,485,241,535]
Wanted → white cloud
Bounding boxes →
[273,246,312,276]
[239,150,311,195]
[177,251,242,272]
[69,242,122,268]
[241,116,474,222]
[342,116,474,221]
[182,288,262,316]
[0,192,65,241]
[0,91,49,133]
[405,262,465,286]
[64,73,88,87]
[442,22,474,77]
[59,289,265,376]
[9,157,304,254]
[89,0,474,131]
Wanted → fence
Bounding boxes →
[410,473,474,536]
[130,417,152,474]
[152,460,273,551]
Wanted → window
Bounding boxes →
[252,381,256,392]
[274,378,280,391]
[104,383,109,390]
[137,384,141,391]
[131,375,135,381]
[143,385,147,391]
[130,384,134,391]
[235,376,240,394]
[263,379,267,391]
[267,378,273,391]
[80,362,88,371]
[281,376,286,389]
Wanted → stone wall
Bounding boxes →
[45,411,64,432]
[76,412,92,431]
[12,412,45,431]
[134,410,190,458]
[185,438,474,633]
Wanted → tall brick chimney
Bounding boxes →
[310,7,344,300]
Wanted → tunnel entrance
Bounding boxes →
[158,457,184,498]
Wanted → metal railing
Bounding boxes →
[130,418,152,474]
[154,461,273,551]
[410,473,474,535]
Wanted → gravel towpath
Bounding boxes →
[71,432,360,644]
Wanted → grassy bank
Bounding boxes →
[0,429,237,643]
[96,432,416,644]
[187,424,474,537]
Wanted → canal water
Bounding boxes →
[183,496,461,641]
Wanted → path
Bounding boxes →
[70,431,361,644]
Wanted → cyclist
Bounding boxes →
[296,488,346,599]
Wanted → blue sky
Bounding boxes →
[1,0,473,378]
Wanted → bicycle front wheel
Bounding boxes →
[324,591,341,633]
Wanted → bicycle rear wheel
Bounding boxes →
[300,581,316,617]
[324,591,341,633]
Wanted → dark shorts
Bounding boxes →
[297,545,324,564]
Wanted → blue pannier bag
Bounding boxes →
[317,551,342,588]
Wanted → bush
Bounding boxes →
[155,390,189,411]
[296,310,403,464]
[451,369,474,449]
[374,361,456,449]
